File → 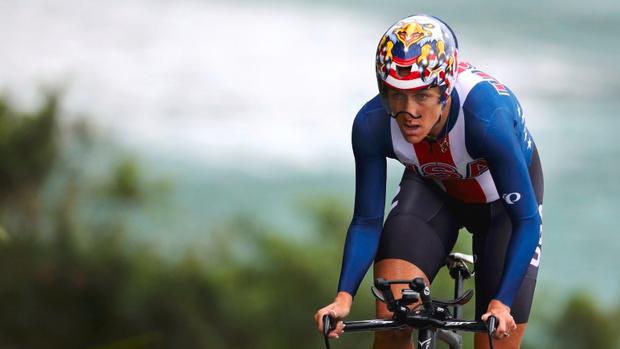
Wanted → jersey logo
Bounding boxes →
[472,70,509,95]
[457,61,474,73]
[467,159,489,177]
[530,226,543,267]
[419,163,462,179]
[410,159,490,180]
[457,62,509,95]
[502,192,521,204]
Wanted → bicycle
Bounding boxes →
[322,252,499,349]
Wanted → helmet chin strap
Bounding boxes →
[425,99,450,142]
[424,113,443,142]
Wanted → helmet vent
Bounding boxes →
[396,65,412,78]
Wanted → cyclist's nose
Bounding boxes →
[398,98,422,120]
[403,96,422,117]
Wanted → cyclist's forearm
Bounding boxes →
[494,215,541,306]
[337,219,383,296]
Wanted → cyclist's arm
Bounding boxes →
[337,111,387,297]
[478,108,541,307]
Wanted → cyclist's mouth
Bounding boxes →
[403,124,422,133]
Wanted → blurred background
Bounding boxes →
[1,0,619,348]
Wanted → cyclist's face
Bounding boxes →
[387,87,443,144]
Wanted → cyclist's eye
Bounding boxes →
[415,94,429,102]
[390,92,406,100]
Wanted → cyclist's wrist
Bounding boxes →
[489,299,511,311]
[335,291,353,308]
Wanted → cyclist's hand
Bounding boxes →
[314,292,352,339]
[481,299,517,339]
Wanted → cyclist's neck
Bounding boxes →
[427,96,452,139]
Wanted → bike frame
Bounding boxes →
[415,253,476,349]
[439,253,472,349]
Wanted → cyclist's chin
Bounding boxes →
[401,131,428,144]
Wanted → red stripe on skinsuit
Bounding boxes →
[413,135,487,203]
[442,178,487,203]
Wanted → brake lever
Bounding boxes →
[486,316,498,349]
[322,314,335,349]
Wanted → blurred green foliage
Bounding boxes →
[0,93,58,197]
[0,94,618,348]
[550,293,619,349]
[0,92,59,234]
[109,158,141,200]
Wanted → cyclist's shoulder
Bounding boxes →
[355,95,387,122]
[352,95,392,156]
[353,95,390,136]
[455,61,521,123]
